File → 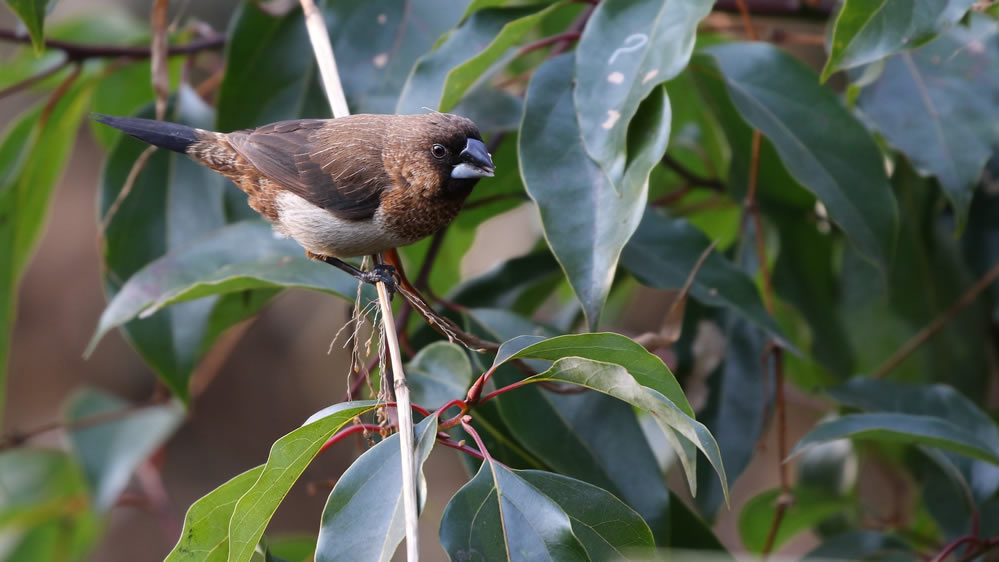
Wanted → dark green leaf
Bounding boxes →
[405,342,473,411]
[857,15,999,227]
[524,356,727,502]
[4,0,51,53]
[739,488,851,554]
[520,53,669,329]
[326,0,471,114]
[439,459,588,560]
[89,220,369,358]
[216,2,327,130]
[450,249,562,314]
[694,317,767,519]
[166,466,265,562]
[693,43,898,267]
[804,531,911,561]
[266,535,317,562]
[65,387,184,511]
[574,0,712,176]
[790,413,999,467]
[518,470,656,558]
[226,401,378,562]
[822,0,976,80]
[0,450,101,561]
[621,209,784,342]
[1,79,95,429]
[397,3,564,113]
[315,416,438,562]
[668,491,730,553]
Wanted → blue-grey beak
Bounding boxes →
[451,138,495,179]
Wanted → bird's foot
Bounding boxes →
[360,264,399,293]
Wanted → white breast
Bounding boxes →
[274,192,410,258]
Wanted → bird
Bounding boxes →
[92,112,495,287]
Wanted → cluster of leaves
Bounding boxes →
[3,0,999,560]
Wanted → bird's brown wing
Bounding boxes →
[226,119,390,220]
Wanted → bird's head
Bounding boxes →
[407,112,494,198]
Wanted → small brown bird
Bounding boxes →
[93,113,495,286]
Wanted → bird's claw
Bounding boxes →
[362,264,399,293]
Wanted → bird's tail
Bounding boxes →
[91,114,201,154]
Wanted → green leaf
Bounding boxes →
[4,0,51,53]
[91,58,184,149]
[226,401,377,562]
[522,355,727,502]
[166,466,265,562]
[315,416,438,562]
[668,491,730,553]
[98,90,244,400]
[0,450,102,561]
[495,331,692,416]
[64,387,184,511]
[857,15,999,228]
[620,209,785,343]
[405,342,473,411]
[692,43,899,268]
[520,53,670,329]
[216,2,327,130]
[739,488,851,554]
[518,470,656,558]
[822,0,976,80]
[1,79,95,430]
[266,535,317,562]
[439,461,588,560]
[450,248,562,314]
[805,531,911,561]
[791,413,999,467]
[398,3,564,113]
[89,220,369,357]
[574,0,712,178]
[326,0,471,114]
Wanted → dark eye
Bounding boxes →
[431,144,447,159]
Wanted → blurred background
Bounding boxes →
[0,1,836,559]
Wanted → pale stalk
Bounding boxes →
[297,1,421,560]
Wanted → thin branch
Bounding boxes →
[99,146,158,234]
[733,0,759,40]
[151,0,170,120]
[662,153,726,191]
[0,28,225,61]
[436,434,486,462]
[0,57,69,99]
[517,31,581,56]
[761,347,792,557]
[874,259,999,379]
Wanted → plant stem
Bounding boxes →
[661,153,726,191]
[0,28,225,61]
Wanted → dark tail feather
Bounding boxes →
[91,114,200,154]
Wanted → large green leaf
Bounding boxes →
[216,1,327,131]
[668,491,730,553]
[98,90,252,400]
[822,0,976,80]
[315,416,438,562]
[397,3,564,113]
[439,461,588,560]
[739,488,852,554]
[225,402,377,562]
[166,466,264,562]
[692,43,898,267]
[0,450,101,561]
[4,0,51,53]
[620,209,784,343]
[790,413,999,467]
[1,79,95,430]
[519,355,727,502]
[89,220,368,356]
[520,53,670,329]
[574,0,712,179]
[518,471,656,558]
[857,15,999,228]
[64,387,184,511]
[405,342,473,411]
[326,0,471,114]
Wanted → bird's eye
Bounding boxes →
[431,144,447,159]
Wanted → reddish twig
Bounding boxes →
[874,259,999,379]
[39,62,81,124]
[0,28,225,61]
[518,31,581,56]
[733,0,759,40]
[761,347,792,557]
[461,417,494,463]
[436,432,486,462]
[319,423,384,453]
[0,58,70,99]
[932,535,982,562]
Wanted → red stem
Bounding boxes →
[436,433,486,462]
[932,535,982,562]
[461,420,494,464]
[478,380,530,404]
[319,423,383,453]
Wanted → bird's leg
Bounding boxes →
[307,251,399,293]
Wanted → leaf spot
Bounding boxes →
[607,71,624,84]
[373,53,389,68]
[607,33,648,65]
[602,110,620,130]
[642,69,658,84]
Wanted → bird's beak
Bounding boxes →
[451,138,495,179]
